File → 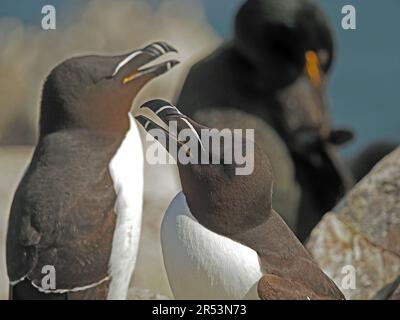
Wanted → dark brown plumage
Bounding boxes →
[136,99,344,300]
[177,0,354,241]
[6,42,179,299]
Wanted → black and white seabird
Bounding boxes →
[6,42,179,300]
[177,0,354,240]
[135,99,344,300]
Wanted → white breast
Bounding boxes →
[107,114,144,300]
[161,192,263,300]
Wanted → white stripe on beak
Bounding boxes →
[180,118,205,151]
[112,51,143,77]
[156,105,182,115]
[137,103,205,151]
[144,105,180,129]
[136,106,171,133]
[152,43,166,55]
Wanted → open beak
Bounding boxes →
[111,42,180,84]
[134,99,205,155]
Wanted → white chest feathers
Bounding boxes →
[161,192,263,300]
[108,114,144,300]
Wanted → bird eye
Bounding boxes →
[317,49,330,69]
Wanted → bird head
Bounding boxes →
[136,99,273,236]
[234,0,350,144]
[234,0,334,90]
[40,42,179,136]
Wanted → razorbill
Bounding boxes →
[6,42,179,300]
[135,99,344,300]
[177,0,354,240]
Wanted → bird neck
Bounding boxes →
[39,103,130,141]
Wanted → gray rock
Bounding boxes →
[307,147,400,300]
[389,283,400,300]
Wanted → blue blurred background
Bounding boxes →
[0,0,399,155]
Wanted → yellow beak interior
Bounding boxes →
[123,72,138,84]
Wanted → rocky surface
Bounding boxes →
[307,147,400,300]
[389,283,400,300]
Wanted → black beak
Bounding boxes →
[135,99,204,154]
[135,99,185,148]
[303,50,354,146]
[111,42,180,84]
